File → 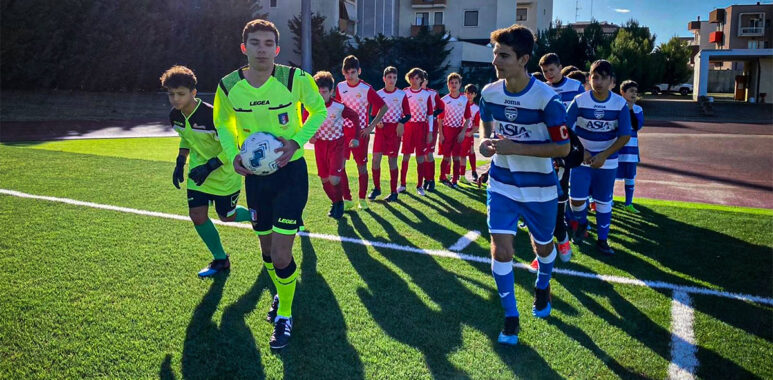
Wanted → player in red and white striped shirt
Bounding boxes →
[421,72,445,192]
[438,72,472,188]
[371,66,411,202]
[335,55,388,211]
[460,84,481,183]
[400,68,433,195]
[307,71,360,219]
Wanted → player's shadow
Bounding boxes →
[177,271,269,379]
[549,271,761,380]
[277,235,365,379]
[339,214,562,379]
[381,200,489,258]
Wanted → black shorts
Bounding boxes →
[187,189,240,217]
[245,158,308,235]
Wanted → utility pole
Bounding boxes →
[301,0,312,73]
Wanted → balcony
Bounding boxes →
[709,8,725,23]
[411,0,446,8]
[738,26,765,37]
[411,24,446,36]
[709,31,724,43]
[688,21,701,31]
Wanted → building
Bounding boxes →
[567,20,620,36]
[688,2,773,101]
[259,0,552,77]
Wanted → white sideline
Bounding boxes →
[448,230,481,251]
[668,291,698,380]
[1,188,772,307]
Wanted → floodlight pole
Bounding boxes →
[301,0,312,73]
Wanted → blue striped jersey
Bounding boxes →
[566,91,632,169]
[619,104,644,163]
[479,76,569,203]
[548,76,585,108]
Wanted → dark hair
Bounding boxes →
[342,55,360,71]
[464,84,478,94]
[561,65,581,76]
[420,69,428,81]
[447,72,462,83]
[313,71,334,90]
[160,65,197,90]
[490,24,535,59]
[620,80,639,92]
[531,71,546,82]
[589,60,614,78]
[405,67,423,83]
[242,19,279,44]
[539,53,561,67]
[383,66,397,77]
[566,70,587,85]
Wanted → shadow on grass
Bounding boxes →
[278,235,365,379]
[339,213,561,379]
[176,271,269,379]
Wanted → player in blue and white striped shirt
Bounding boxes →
[566,60,632,256]
[478,25,570,346]
[539,53,585,108]
[616,80,645,213]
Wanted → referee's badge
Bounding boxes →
[278,112,289,126]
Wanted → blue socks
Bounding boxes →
[492,259,519,317]
[535,248,557,290]
[624,179,635,205]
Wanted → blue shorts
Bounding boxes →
[616,162,637,180]
[487,190,557,245]
[569,166,616,202]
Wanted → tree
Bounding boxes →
[607,21,662,91]
[288,12,349,76]
[581,20,612,63]
[529,21,587,73]
[657,36,692,88]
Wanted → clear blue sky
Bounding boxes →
[552,0,773,45]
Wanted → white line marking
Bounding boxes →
[448,230,481,251]
[2,188,772,306]
[668,291,698,380]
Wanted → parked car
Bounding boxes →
[651,83,693,96]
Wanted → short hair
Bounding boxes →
[464,84,478,94]
[242,19,279,44]
[342,55,360,71]
[566,70,587,85]
[589,60,614,78]
[539,53,561,67]
[313,71,334,90]
[160,65,197,90]
[383,66,398,77]
[490,24,535,59]
[447,72,462,83]
[531,71,546,82]
[561,65,581,76]
[621,80,639,92]
[405,67,423,83]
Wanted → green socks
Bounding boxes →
[274,259,299,318]
[194,219,227,260]
[263,258,278,285]
[234,205,251,222]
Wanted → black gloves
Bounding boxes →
[173,155,186,189]
[189,157,223,186]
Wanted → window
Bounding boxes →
[464,10,478,27]
[270,0,277,7]
[749,40,760,49]
[516,8,527,21]
[434,12,443,25]
[416,12,429,26]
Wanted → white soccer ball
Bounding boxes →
[240,132,284,176]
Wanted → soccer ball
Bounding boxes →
[240,132,284,176]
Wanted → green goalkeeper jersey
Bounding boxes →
[214,64,327,163]
[170,99,241,195]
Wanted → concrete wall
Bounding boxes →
[397,0,515,40]
[707,69,741,92]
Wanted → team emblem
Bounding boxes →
[504,106,518,121]
[594,109,605,119]
[278,112,289,125]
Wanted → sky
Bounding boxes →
[552,0,773,45]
